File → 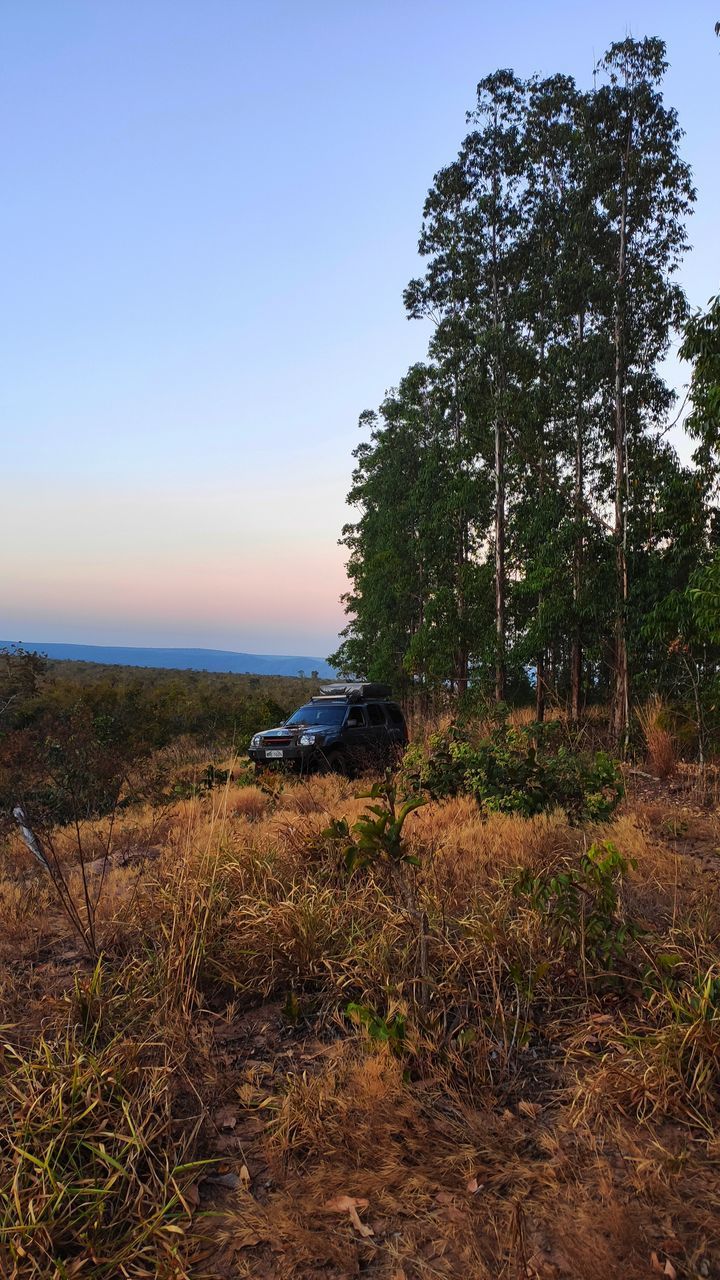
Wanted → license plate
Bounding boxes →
[265,749,284,759]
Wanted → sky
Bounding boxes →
[2,1,719,659]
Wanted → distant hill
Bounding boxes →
[2,641,336,679]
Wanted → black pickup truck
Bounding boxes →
[248,682,408,775]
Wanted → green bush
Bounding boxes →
[403,723,623,822]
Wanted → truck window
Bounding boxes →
[346,706,367,728]
[366,703,386,726]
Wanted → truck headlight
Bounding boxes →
[251,735,262,748]
[299,733,316,746]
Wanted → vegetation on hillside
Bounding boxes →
[0,649,320,828]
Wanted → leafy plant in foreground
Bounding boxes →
[346,1002,406,1053]
[324,773,426,873]
[325,774,429,1009]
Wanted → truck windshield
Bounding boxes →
[285,703,346,727]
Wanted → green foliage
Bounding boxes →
[690,555,720,644]
[324,774,426,873]
[346,1001,406,1051]
[0,659,312,826]
[680,293,720,482]
[403,724,624,822]
[335,37,712,739]
[513,840,639,965]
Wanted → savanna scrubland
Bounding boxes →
[1,654,719,1280]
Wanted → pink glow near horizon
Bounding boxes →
[3,485,350,653]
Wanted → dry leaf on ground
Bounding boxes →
[651,1252,677,1279]
[324,1194,374,1238]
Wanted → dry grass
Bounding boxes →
[1,765,720,1278]
[638,695,678,779]
[226,784,271,822]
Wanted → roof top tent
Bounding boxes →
[312,682,393,703]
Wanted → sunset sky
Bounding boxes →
[3,0,719,659]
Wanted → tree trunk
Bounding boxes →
[454,380,469,698]
[535,652,545,722]
[536,314,547,726]
[491,150,506,704]
[494,413,506,702]
[571,309,585,722]
[610,146,630,748]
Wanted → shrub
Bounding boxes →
[403,723,624,822]
[513,839,639,967]
[326,775,426,874]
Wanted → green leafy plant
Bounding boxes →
[324,773,426,873]
[346,1001,406,1052]
[513,840,639,966]
[324,774,429,1009]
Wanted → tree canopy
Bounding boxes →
[331,37,718,746]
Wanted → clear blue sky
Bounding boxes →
[2,0,718,657]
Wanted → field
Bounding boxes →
[1,703,720,1280]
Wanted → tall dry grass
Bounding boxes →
[637,695,677,779]
[1,766,719,1277]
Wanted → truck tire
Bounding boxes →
[323,748,348,776]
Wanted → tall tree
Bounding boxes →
[591,37,694,743]
[406,71,527,702]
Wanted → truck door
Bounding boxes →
[343,704,370,767]
[366,702,390,766]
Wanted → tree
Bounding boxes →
[591,37,694,744]
[405,70,527,702]
[332,361,495,696]
[680,292,720,646]
[335,38,698,732]
[680,294,720,482]
[0,645,46,723]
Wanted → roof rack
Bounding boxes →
[312,681,393,703]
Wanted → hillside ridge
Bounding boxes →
[1,640,336,678]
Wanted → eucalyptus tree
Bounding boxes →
[679,293,720,656]
[331,361,492,694]
[514,72,585,718]
[406,70,528,702]
[680,294,720,484]
[334,38,697,725]
[331,382,429,688]
[590,37,694,743]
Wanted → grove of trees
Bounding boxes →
[331,37,720,746]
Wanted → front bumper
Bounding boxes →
[248,743,314,768]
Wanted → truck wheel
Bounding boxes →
[324,749,348,776]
